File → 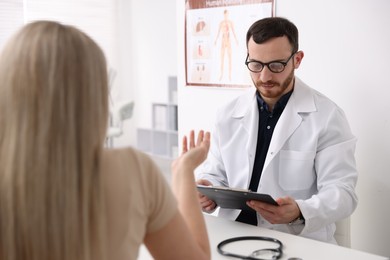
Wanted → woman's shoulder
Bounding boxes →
[105,146,152,164]
[102,147,163,208]
[103,147,161,180]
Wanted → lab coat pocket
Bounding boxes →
[279,150,316,190]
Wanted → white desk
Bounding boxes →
[138,214,388,260]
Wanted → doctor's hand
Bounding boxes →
[196,179,217,213]
[246,196,302,224]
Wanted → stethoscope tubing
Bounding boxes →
[217,236,283,259]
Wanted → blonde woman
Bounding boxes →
[0,21,210,260]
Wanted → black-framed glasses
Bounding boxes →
[245,52,296,73]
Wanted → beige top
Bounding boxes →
[102,147,177,260]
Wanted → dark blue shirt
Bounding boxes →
[249,90,293,192]
[236,89,293,225]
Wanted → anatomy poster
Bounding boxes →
[185,0,274,88]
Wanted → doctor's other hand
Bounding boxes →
[246,196,302,224]
[196,179,217,213]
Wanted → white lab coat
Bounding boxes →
[196,77,358,244]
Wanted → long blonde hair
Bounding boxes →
[0,21,108,260]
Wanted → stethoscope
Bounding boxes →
[217,236,283,260]
[217,236,304,260]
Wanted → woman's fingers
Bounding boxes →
[203,132,210,149]
[182,130,209,154]
[181,135,188,155]
[196,130,204,146]
[189,130,195,149]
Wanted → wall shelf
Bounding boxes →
[137,76,178,159]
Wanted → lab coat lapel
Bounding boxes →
[233,88,258,187]
[265,96,302,166]
[263,78,316,171]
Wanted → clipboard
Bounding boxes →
[197,185,278,211]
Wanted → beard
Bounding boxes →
[254,67,295,100]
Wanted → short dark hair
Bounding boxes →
[246,17,299,53]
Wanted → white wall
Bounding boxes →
[276,1,390,257]
[113,0,178,147]
[177,0,390,258]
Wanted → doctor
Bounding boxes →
[196,17,358,244]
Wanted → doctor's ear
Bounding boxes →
[293,51,304,68]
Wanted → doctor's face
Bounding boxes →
[246,36,303,105]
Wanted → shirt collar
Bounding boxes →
[256,89,293,114]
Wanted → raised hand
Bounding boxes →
[172,130,210,174]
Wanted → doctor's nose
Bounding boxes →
[257,67,273,82]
